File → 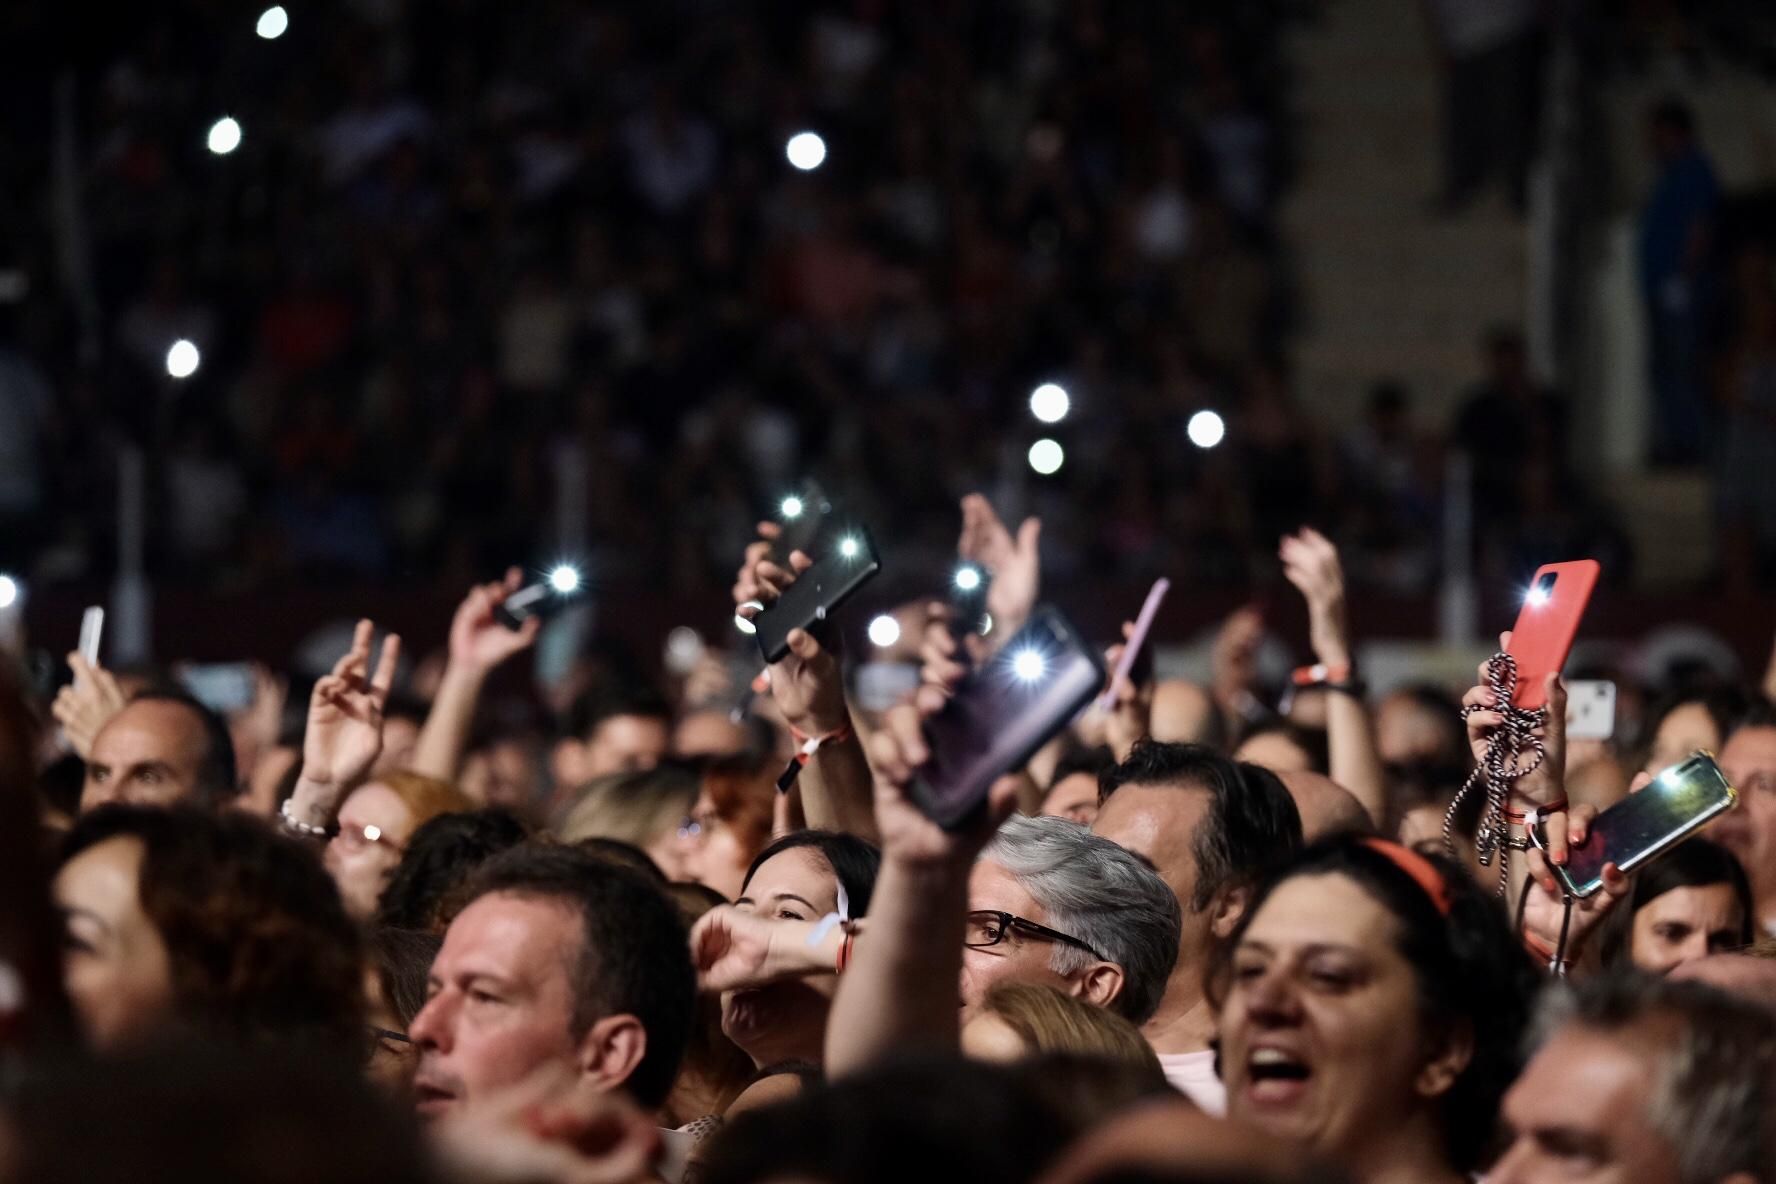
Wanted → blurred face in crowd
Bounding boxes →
[585,714,670,780]
[961,860,1115,1014]
[408,893,586,1119]
[325,782,416,920]
[677,778,769,900]
[81,700,212,812]
[1629,883,1746,975]
[1219,874,1467,1165]
[725,846,842,1065]
[1646,701,1721,777]
[1491,1024,1682,1184]
[1712,726,1776,919]
[366,965,419,1092]
[1040,772,1100,826]
[673,709,748,760]
[1235,731,1313,775]
[1375,693,1452,768]
[376,716,422,774]
[53,836,173,1047]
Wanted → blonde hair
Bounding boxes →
[556,764,699,847]
[367,770,473,831]
[979,982,1165,1078]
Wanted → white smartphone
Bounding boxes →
[1565,679,1616,742]
[78,606,105,666]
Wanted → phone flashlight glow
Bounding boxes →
[954,565,982,592]
[839,537,860,559]
[1011,648,1047,683]
[780,495,805,519]
[548,565,582,594]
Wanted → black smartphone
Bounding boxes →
[496,565,586,631]
[909,606,1106,829]
[1553,751,1738,898]
[775,482,833,559]
[751,529,882,664]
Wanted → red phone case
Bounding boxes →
[1504,560,1600,710]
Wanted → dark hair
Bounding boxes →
[1235,720,1329,775]
[1597,839,1755,969]
[573,835,667,882]
[742,831,882,917]
[369,927,443,1029]
[1207,837,1539,1173]
[567,683,673,741]
[1100,742,1303,911]
[700,1057,1076,1184]
[8,1036,437,1184]
[1645,685,1751,752]
[1049,744,1117,789]
[463,842,695,1107]
[125,689,238,801]
[58,806,364,1053]
[1724,697,1776,744]
[1014,1051,1174,1134]
[373,808,529,932]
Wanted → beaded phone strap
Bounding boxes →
[1443,653,1547,897]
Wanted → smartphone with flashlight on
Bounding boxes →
[775,482,833,559]
[909,606,1106,829]
[1552,751,1737,898]
[947,561,991,643]
[751,529,882,664]
[496,564,585,631]
[1504,560,1600,711]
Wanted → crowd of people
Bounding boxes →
[4,490,1776,1184]
[0,0,1646,606]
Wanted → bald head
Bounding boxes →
[1669,952,1776,1012]
[1277,770,1372,840]
[1149,680,1224,748]
[81,694,236,812]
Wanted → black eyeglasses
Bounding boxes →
[366,1026,414,1062]
[964,909,1104,961]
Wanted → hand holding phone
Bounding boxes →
[495,564,585,631]
[751,529,882,664]
[1552,751,1737,898]
[1504,561,1600,710]
[1098,578,1168,712]
[907,607,1105,829]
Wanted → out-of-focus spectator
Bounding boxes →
[1423,0,1542,215]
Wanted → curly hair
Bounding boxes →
[59,806,365,1054]
[373,807,529,932]
[1206,836,1540,1174]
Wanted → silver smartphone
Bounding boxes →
[1553,751,1737,898]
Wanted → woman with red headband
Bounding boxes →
[1209,835,1540,1184]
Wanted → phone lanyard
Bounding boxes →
[1443,652,1547,898]
[1518,815,1576,977]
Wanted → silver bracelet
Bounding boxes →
[279,797,332,839]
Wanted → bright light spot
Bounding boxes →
[780,495,805,520]
[868,615,901,648]
[980,613,993,637]
[1525,582,1550,608]
[363,825,383,843]
[548,565,581,594]
[0,576,16,610]
[786,131,827,171]
[1030,382,1070,424]
[207,116,242,155]
[1028,438,1064,475]
[954,565,982,592]
[839,537,860,559]
[1011,649,1047,683]
[165,339,201,378]
[1187,410,1225,449]
[733,610,759,636]
[256,5,288,38]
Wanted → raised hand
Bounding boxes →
[863,696,1020,867]
[52,653,126,759]
[1279,528,1351,669]
[689,905,826,992]
[451,568,540,673]
[1100,621,1153,763]
[301,619,401,793]
[958,494,1040,643]
[1520,799,1631,970]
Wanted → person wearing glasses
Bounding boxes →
[325,770,472,919]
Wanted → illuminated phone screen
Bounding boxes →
[1556,752,1737,898]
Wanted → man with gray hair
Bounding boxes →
[1492,974,1776,1184]
[963,814,1180,1024]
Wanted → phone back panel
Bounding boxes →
[1556,752,1737,897]
[1504,560,1599,710]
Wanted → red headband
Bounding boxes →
[1360,838,1453,917]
